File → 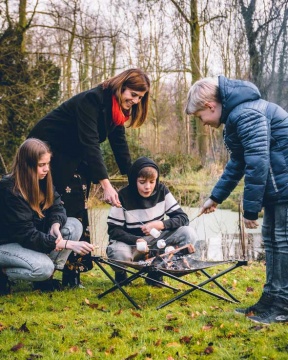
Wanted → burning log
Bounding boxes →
[145,243,195,266]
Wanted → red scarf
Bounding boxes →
[112,95,130,126]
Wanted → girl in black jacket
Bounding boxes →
[0,139,94,294]
[28,68,150,286]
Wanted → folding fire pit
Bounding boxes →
[91,245,247,310]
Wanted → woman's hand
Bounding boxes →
[57,239,95,255]
[200,198,218,214]
[141,221,164,236]
[100,179,121,207]
[244,218,259,229]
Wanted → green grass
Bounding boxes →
[0,261,287,360]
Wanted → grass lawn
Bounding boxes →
[0,261,287,360]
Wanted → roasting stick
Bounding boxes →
[189,211,203,223]
[120,206,145,225]
[145,243,195,265]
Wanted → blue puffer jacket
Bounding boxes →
[210,75,288,220]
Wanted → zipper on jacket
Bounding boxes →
[223,127,232,154]
[269,166,279,193]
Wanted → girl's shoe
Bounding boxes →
[0,270,11,295]
[33,278,63,292]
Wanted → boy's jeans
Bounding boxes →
[262,204,288,301]
[0,217,82,282]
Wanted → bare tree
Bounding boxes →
[238,0,288,99]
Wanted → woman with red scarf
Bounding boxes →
[28,68,150,288]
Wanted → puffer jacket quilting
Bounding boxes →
[211,76,288,219]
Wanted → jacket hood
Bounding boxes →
[0,175,13,189]
[127,157,159,196]
[219,75,261,124]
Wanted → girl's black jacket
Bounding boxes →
[0,176,67,253]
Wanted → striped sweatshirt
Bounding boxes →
[107,157,189,245]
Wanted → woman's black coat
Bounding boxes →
[28,85,132,194]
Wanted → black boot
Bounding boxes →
[62,268,83,288]
[145,271,165,288]
[0,270,10,295]
[33,278,63,292]
[115,271,127,284]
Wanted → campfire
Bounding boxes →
[136,243,197,271]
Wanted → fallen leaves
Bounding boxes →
[86,349,93,356]
[148,327,158,332]
[164,325,180,332]
[131,310,142,318]
[250,325,265,331]
[166,313,178,321]
[204,345,214,354]
[154,339,162,346]
[69,345,79,353]
[10,342,24,352]
[105,346,115,355]
[166,342,181,347]
[180,335,193,344]
[84,298,108,311]
[246,286,254,293]
[110,328,122,338]
[202,322,214,331]
[124,353,138,360]
[18,322,30,333]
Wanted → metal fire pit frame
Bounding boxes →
[91,255,248,310]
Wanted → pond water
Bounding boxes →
[88,207,264,261]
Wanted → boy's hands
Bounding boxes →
[136,239,149,253]
[200,198,218,214]
[141,221,164,236]
[244,218,259,229]
[201,199,259,229]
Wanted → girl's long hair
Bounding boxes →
[102,68,150,128]
[10,138,54,218]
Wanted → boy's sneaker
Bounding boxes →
[248,297,288,324]
[115,271,127,284]
[145,272,165,288]
[234,292,274,315]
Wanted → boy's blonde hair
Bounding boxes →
[185,77,220,114]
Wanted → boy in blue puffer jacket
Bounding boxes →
[185,75,288,325]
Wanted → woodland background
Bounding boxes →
[0,0,288,177]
